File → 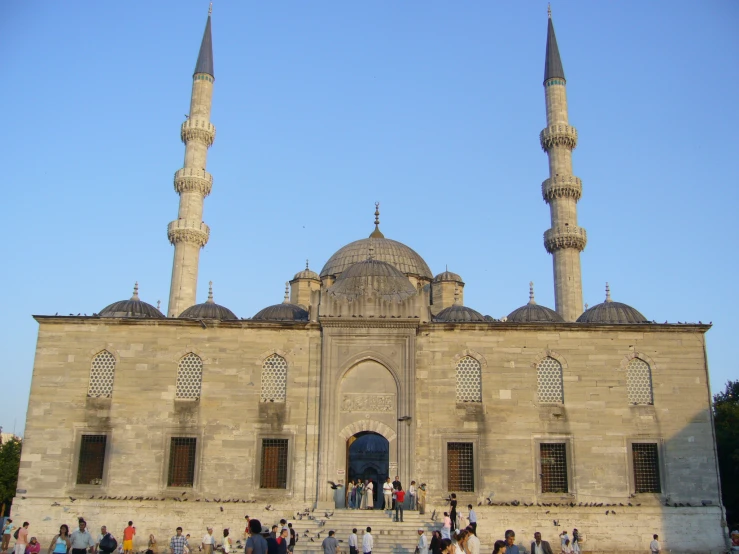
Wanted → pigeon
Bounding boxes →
[69,496,77,502]
[182,492,188,496]
[324,512,334,518]
[265,505,274,511]
[309,539,314,543]
[51,502,61,507]
[553,520,559,526]
[220,507,224,512]
[430,509,437,521]
[327,481,342,490]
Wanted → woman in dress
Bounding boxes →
[571,529,580,553]
[148,535,159,554]
[357,480,365,509]
[365,480,374,509]
[491,540,506,554]
[449,494,458,532]
[561,539,573,554]
[429,531,442,554]
[47,525,70,554]
[222,529,231,554]
[417,484,427,515]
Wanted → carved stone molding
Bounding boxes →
[174,168,213,197]
[338,419,397,442]
[540,124,578,151]
[543,225,587,253]
[542,175,582,202]
[340,393,395,413]
[181,118,216,147]
[167,219,210,247]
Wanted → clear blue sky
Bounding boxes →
[2,1,737,434]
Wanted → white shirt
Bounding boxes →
[409,485,416,496]
[417,534,428,554]
[467,534,480,554]
[362,533,373,553]
[534,543,544,554]
[383,482,393,494]
[468,509,476,523]
[202,535,215,546]
[348,534,357,549]
[650,540,660,553]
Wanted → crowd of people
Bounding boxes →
[344,475,427,515]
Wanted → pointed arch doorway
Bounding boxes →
[347,431,389,509]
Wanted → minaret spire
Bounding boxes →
[540,9,586,321]
[167,8,217,317]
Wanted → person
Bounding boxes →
[345,480,354,509]
[383,478,393,511]
[96,527,116,554]
[504,530,519,554]
[439,539,452,554]
[571,530,580,554]
[3,520,15,553]
[286,525,295,554]
[452,530,467,554]
[245,520,267,554]
[441,514,451,540]
[416,530,428,554]
[25,538,40,554]
[275,529,288,554]
[531,532,553,554]
[731,530,739,551]
[321,531,337,554]
[269,526,279,541]
[48,525,71,554]
[429,532,441,554]
[365,480,374,510]
[122,523,135,554]
[243,518,251,541]
[465,506,476,535]
[649,534,660,554]
[491,540,507,554]
[418,484,427,515]
[184,536,191,554]
[465,527,479,554]
[392,476,402,509]
[221,531,231,554]
[394,488,405,522]
[202,528,215,554]
[408,481,417,511]
[265,528,277,554]
[449,494,457,532]
[70,520,94,554]
[14,523,29,554]
[559,532,568,549]
[348,529,358,554]
[560,539,572,554]
[362,528,372,554]
[169,528,187,554]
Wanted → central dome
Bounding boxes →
[328,258,417,302]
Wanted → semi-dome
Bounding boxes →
[99,283,164,319]
[179,282,237,320]
[576,283,648,324]
[253,284,309,322]
[320,204,432,279]
[507,282,564,323]
[293,260,320,281]
[434,304,485,322]
[433,269,463,283]
[328,257,417,302]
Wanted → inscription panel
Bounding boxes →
[341,393,395,413]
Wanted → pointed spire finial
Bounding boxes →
[306,259,310,270]
[605,282,612,302]
[157,300,161,310]
[548,3,552,18]
[584,302,589,311]
[369,202,385,238]
[544,5,565,83]
[207,281,214,303]
[528,281,536,305]
[209,1,213,16]
[131,282,140,301]
[194,4,214,78]
[283,282,290,304]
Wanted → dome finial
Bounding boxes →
[369,202,385,238]
[548,3,552,19]
[528,281,536,305]
[283,282,290,304]
[157,300,161,311]
[306,259,310,270]
[605,282,612,302]
[131,282,140,301]
[207,281,214,303]
[209,1,213,16]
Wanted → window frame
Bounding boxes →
[455,356,483,404]
[255,432,294,493]
[536,356,565,405]
[260,354,288,403]
[533,437,575,499]
[69,430,111,491]
[162,433,201,491]
[441,435,479,493]
[87,350,117,399]
[176,353,203,401]
[627,439,665,496]
[626,358,654,406]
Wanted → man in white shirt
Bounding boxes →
[382,479,393,510]
[416,530,428,554]
[362,528,373,554]
[650,534,660,554]
[202,528,215,554]
[466,505,477,535]
[348,529,358,554]
[465,528,480,554]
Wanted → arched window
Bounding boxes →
[261,354,287,402]
[176,353,203,399]
[627,358,654,405]
[88,350,116,398]
[456,356,482,403]
[537,357,564,403]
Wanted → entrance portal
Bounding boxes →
[347,432,389,509]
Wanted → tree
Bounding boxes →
[0,438,21,517]
[714,380,739,529]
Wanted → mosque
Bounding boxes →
[13,7,727,553]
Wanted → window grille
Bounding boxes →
[632,443,661,493]
[627,358,654,405]
[176,353,203,399]
[260,439,289,488]
[77,435,106,485]
[456,356,482,403]
[168,437,196,487]
[537,357,564,403]
[540,443,568,493]
[447,442,474,492]
[88,350,116,398]
[261,355,287,402]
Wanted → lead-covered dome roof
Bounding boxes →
[179,282,237,320]
[434,304,485,322]
[328,258,417,302]
[99,283,164,318]
[433,269,463,283]
[576,283,648,324]
[293,260,320,281]
[507,282,564,323]
[253,284,309,322]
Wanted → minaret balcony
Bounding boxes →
[174,168,213,197]
[181,118,216,147]
[544,225,587,253]
[167,219,210,247]
[540,124,578,151]
[542,175,582,202]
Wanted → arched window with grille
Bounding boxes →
[176,353,203,399]
[537,356,564,403]
[627,358,654,405]
[88,350,116,398]
[261,354,287,402]
[456,356,482,403]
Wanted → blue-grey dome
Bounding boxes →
[577,284,648,324]
[434,304,485,322]
[328,258,417,302]
[179,283,237,320]
[507,282,564,323]
[99,283,164,319]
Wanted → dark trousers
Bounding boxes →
[469,522,477,535]
[450,509,457,531]
[350,548,357,554]
[395,504,404,522]
[73,549,88,554]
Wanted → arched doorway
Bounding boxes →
[347,432,389,509]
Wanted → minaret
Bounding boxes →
[540,6,586,322]
[167,6,216,317]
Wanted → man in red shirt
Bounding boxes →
[393,489,405,523]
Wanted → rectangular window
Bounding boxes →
[540,443,568,493]
[76,435,107,485]
[260,439,288,489]
[632,443,661,493]
[447,442,474,492]
[168,437,196,487]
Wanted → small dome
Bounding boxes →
[434,304,485,322]
[179,282,237,320]
[577,283,648,324]
[99,283,164,319]
[507,282,564,323]
[433,269,463,283]
[328,257,417,302]
[253,283,309,322]
[293,260,320,281]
